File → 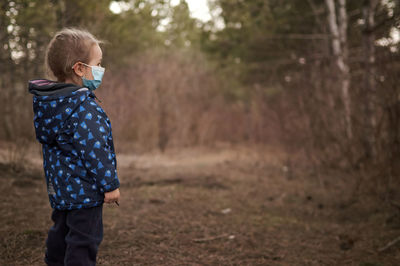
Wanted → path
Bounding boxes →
[0,144,398,265]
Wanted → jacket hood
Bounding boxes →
[29,79,93,145]
[28,79,83,96]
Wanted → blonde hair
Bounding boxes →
[45,28,102,82]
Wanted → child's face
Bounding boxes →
[82,44,103,80]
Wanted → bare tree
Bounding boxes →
[0,1,16,140]
[325,0,352,139]
[362,0,379,160]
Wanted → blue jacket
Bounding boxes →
[28,79,120,210]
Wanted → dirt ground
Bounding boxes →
[0,144,399,265]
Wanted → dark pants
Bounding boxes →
[45,205,103,266]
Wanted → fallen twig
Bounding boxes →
[378,235,400,252]
[193,233,229,243]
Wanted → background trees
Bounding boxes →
[1,0,399,192]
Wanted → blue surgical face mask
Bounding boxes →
[81,63,105,91]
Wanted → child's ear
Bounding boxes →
[72,62,85,77]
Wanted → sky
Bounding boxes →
[174,0,211,22]
[109,0,212,22]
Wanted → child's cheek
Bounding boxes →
[84,68,94,80]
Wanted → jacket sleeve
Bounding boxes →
[72,100,120,193]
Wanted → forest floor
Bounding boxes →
[0,143,399,265]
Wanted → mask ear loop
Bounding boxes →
[70,63,92,96]
[71,62,92,77]
[71,62,103,103]
[73,62,103,103]
[67,63,81,87]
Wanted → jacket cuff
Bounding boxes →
[101,178,120,193]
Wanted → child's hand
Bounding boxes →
[104,188,120,205]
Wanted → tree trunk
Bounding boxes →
[156,86,168,152]
[51,0,66,29]
[0,2,16,140]
[362,0,378,160]
[325,0,352,139]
